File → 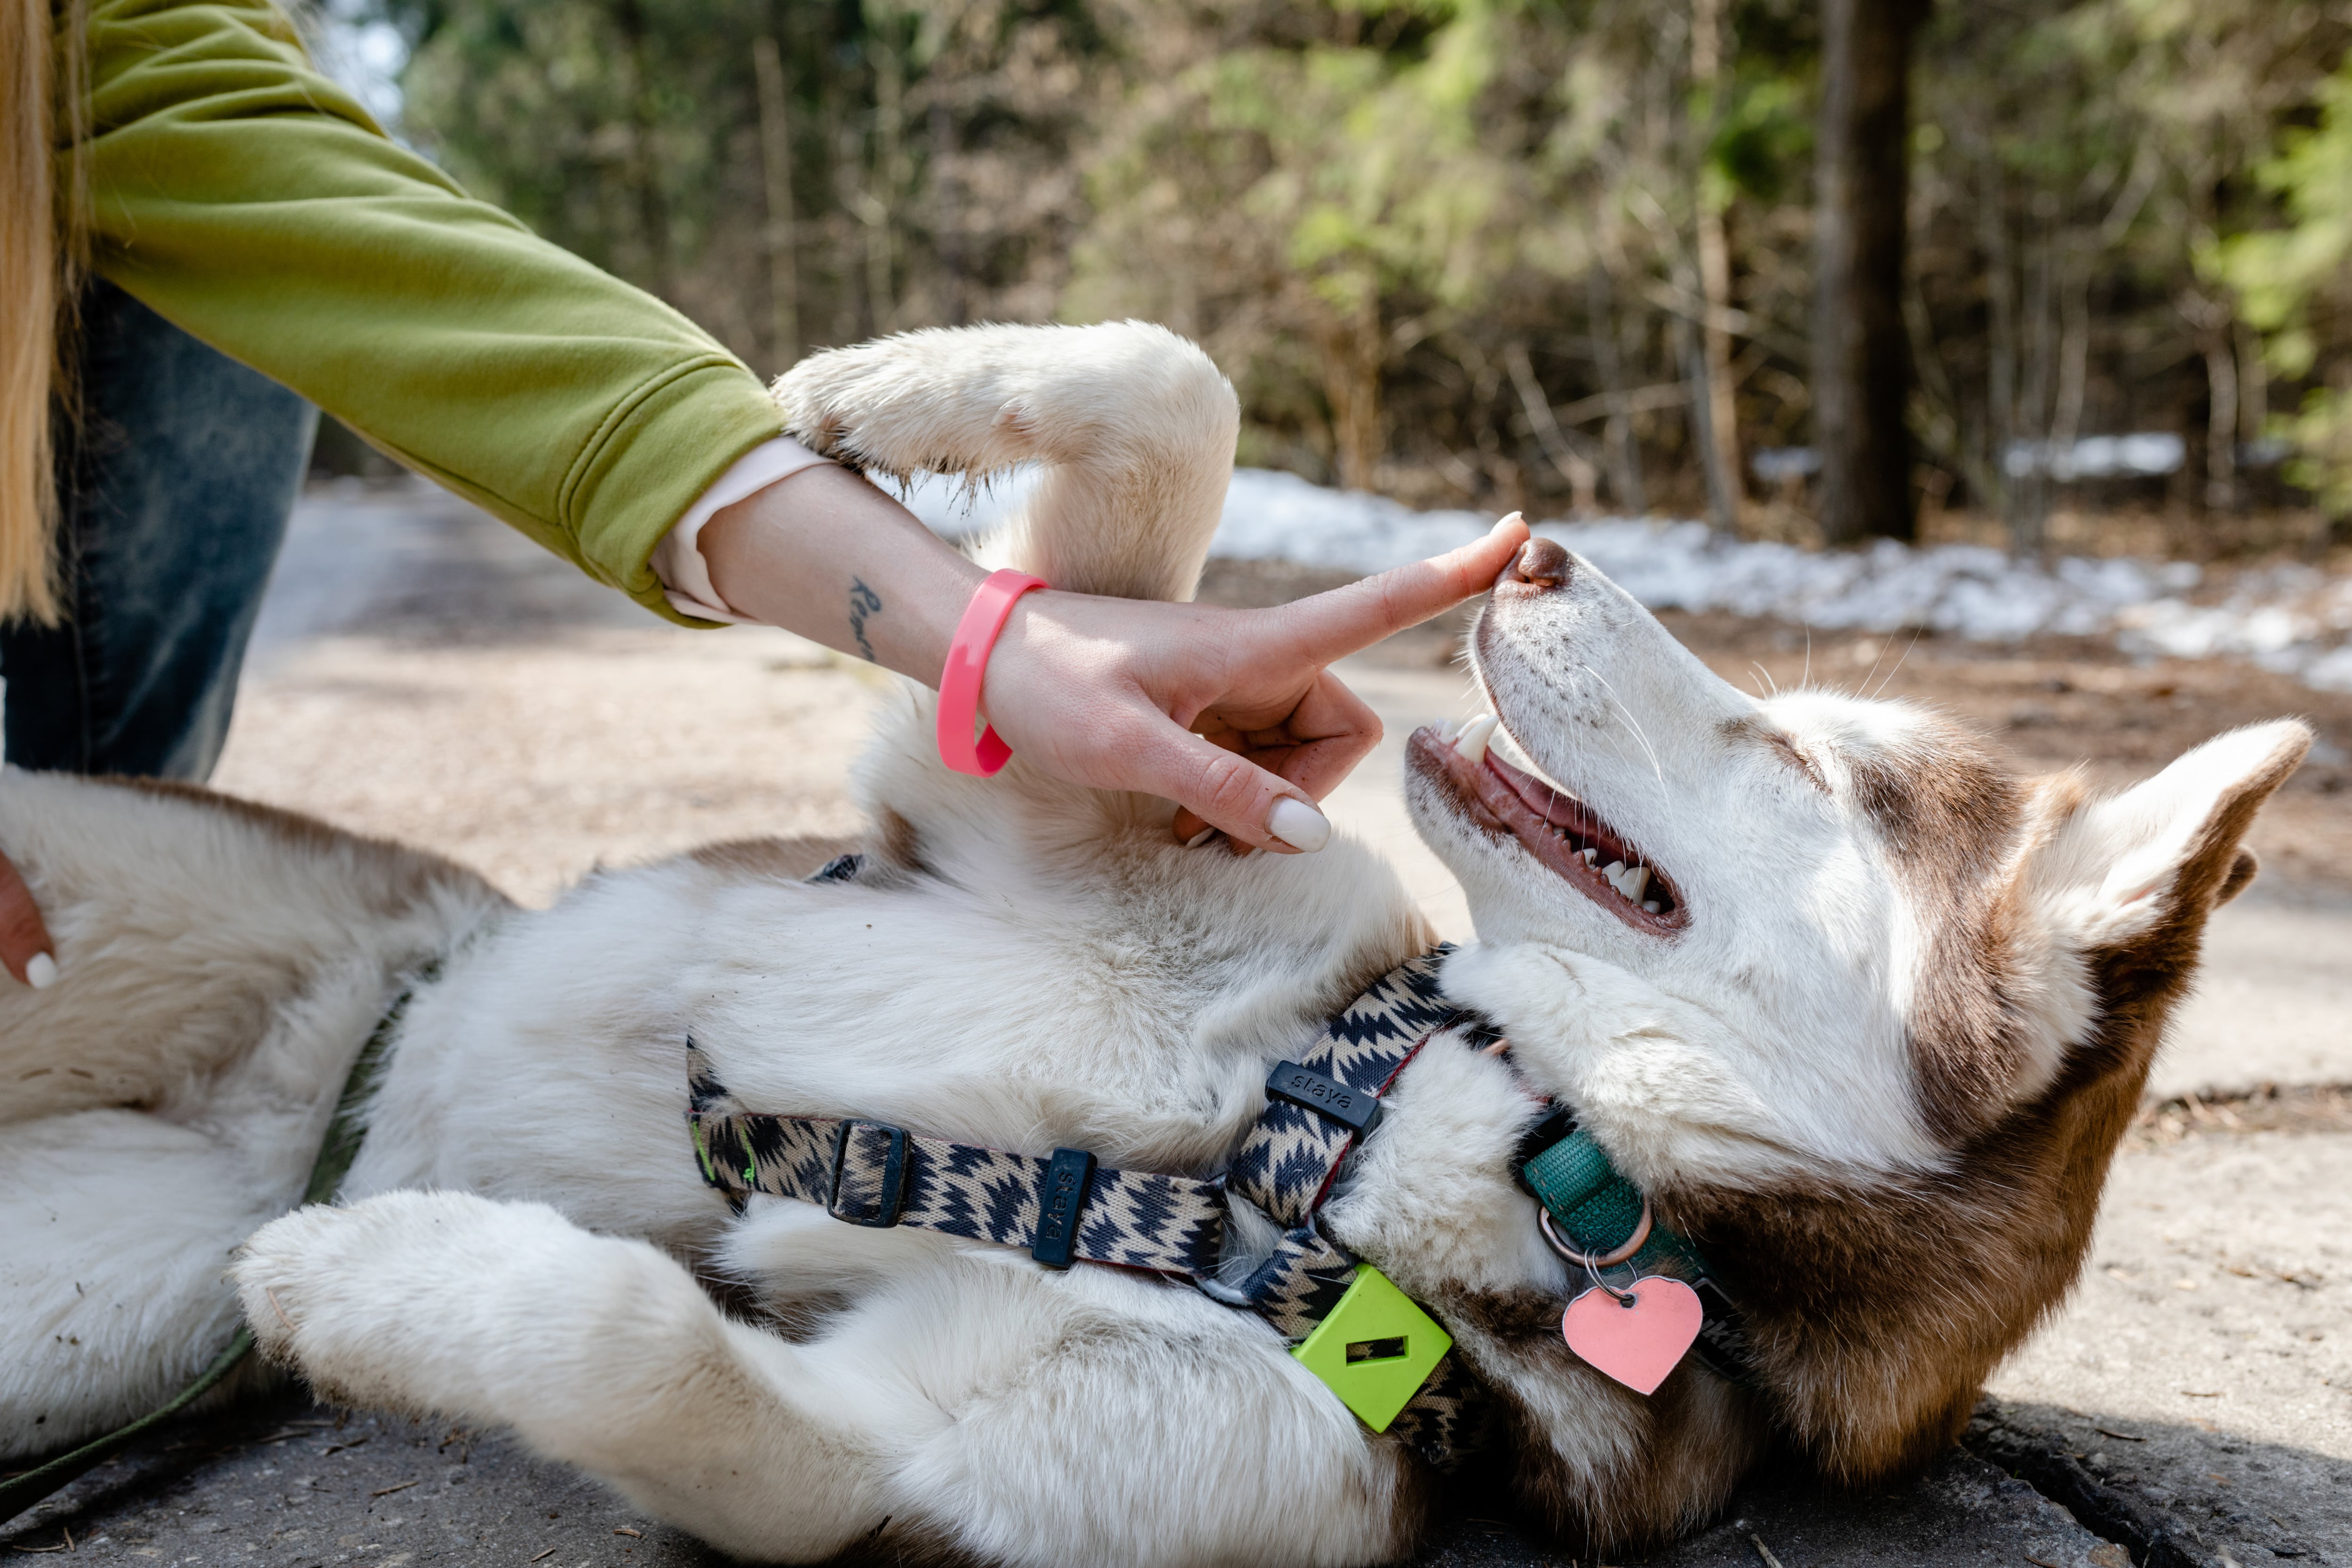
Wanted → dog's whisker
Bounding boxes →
[1867,627,1927,701]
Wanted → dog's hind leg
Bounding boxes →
[235,1191,1419,1568]
[775,321,1239,603]
[233,1191,924,1562]
[0,1110,287,1457]
[0,769,505,1127]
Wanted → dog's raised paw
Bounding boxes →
[231,1203,366,1362]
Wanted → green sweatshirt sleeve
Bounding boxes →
[72,0,786,624]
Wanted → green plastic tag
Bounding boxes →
[1291,1265,1452,1433]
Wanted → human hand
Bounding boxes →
[979,513,1530,852]
[0,848,58,988]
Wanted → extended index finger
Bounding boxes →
[1274,512,1528,666]
[0,849,55,987]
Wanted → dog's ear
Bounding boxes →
[2022,720,2309,949]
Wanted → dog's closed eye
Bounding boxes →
[1767,732,1830,794]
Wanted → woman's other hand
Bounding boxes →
[0,850,58,987]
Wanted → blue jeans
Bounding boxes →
[2,280,317,780]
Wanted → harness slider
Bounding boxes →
[1291,1265,1453,1433]
[1030,1147,1097,1269]
[1264,1060,1383,1137]
[828,1121,913,1227]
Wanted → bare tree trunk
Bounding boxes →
[1691,0,1744,525]
[2014,214,2056,549]
[2174,289,2239,512]
[858,40,904,337]
[612,0,672,299]
[2204,331,2240,512]
[2237,321,2267,453]
[1588,265,1647,513]
[1978,144,2017,528]
[2053,259,2089,463]
[752,35,799,374]
[931,96,965,327]
[1812,0,1927,543]
[1506,342,1601,515]
[1675,306,1735,528]
[1317,293,1384,491]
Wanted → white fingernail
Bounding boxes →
[25,952,57,990]
[1184,827,1217,849]
[1493,510,1524,533]
[1267,798,1332,853]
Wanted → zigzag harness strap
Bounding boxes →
[1213,947,1492,1465]
[687,1043,1225,1278]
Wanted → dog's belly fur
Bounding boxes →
[344,845,1411,1258]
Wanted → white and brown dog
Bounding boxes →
[0,322,2308,1565]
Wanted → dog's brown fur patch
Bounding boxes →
[1843,721,2038,1143]
[1661,729,2305,1487]
[1440,1286,1768,1551]
[102,776,507,916]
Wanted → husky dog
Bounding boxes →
[0,322,2308,1565]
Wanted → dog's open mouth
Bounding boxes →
[1408,717,1687,934]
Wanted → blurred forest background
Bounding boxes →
[351,0,2352,559]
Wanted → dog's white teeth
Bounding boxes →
[1435,718,1460,743]
[1601,861,1653,902]
[1454,714,1498,766]
[1642,900,1661,914]
[1580,847,1598,866]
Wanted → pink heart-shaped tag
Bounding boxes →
[1560,1276,1703,1395]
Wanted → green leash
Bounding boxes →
[0,969,428,1528]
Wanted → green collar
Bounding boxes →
[1517,1109,1757,1385]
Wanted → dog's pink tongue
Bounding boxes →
[1560,1276,1703,1395]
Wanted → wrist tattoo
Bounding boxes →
[847,578,883,662]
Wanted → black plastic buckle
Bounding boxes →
[1030,1147,1098,1270]
[827,1120,912,1227]
[1265,1061,1383,1137]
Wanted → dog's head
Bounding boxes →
[1403,539,2308,1488]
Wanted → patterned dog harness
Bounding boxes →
[686,868,1752,1463]
[685,945,1491,1467]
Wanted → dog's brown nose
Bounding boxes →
[1508,537,1572,589]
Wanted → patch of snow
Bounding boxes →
[2004,432,2185,480]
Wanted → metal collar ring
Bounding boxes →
[1538,1198,1653,1270]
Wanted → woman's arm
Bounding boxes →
[77,0,780,622]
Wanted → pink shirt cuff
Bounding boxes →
[651,436,831,622]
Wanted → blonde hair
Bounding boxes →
[3,0,88,626]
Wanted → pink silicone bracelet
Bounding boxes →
[937,569,1048,777]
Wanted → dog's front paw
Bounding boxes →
[772,329,1040,482]
[232,1190,536,1414]
[233,1202,363,1365]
